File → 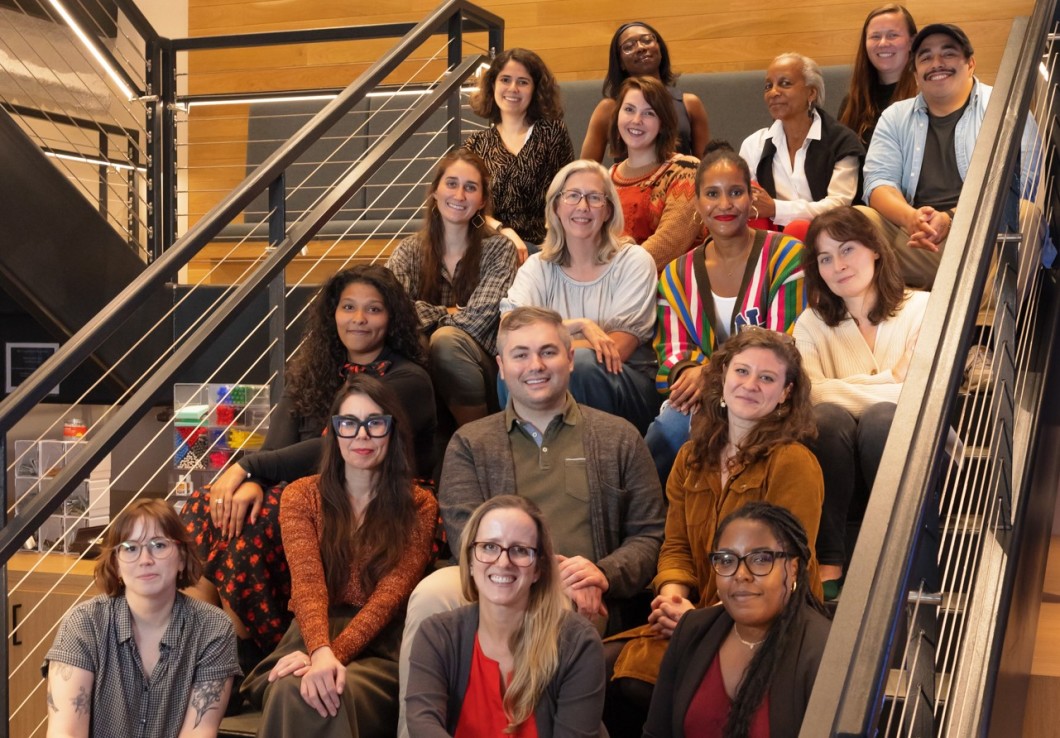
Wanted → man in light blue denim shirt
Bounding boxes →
[858,23,1039,288]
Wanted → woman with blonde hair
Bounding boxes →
[501,159,660,433]
[406,495,606,736]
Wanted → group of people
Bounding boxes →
[43,6,1041,738]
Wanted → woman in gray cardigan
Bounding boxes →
[406,496,606,737]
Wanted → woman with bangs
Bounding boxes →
[45,498,240,738]
[794,206,927,599]
[387,150,518,428]
[242,375,439,738]
[464,48,575,261]
[407,495,606,736]
[605,329,823,738]
[609,75,704,271]
[501,159,661,434]
[838,5,918,147]
[582,21,710,162]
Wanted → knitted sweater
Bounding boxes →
[654,230,806,391]
[792,290,929,417]
[279,475,437,663]
[612,155,705,271]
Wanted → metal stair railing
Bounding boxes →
[800,1,1060,735]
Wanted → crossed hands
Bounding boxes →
[268,647,346,718]
[647,593,695,639]
[905,206,952,252]
[208,463,265,539]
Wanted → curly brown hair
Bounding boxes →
[285,265,425,418]
[470,48,564,124]
[688,328,816,473]
[803,207,907,328]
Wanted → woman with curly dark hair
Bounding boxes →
[603,328,823,737]
[463,47,574,261]
[182,264,436,669]
[581,21,710,162]
[643,502,831,738]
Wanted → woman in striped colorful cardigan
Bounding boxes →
[645,142,806,485]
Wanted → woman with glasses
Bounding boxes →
[45,498,240,738]
[739,53,864,242]
[582,21,710,162]
[794,207,926,600]
[604,328,822,737]
[387,150,518,430]
[181,265,436,671]
[463,48,575,261]
[406,495,606,737]
[501,159,661,434]
[647,142,806,486]
[609,75,704,271]
[643,502,831,738]
[240,374,438,738]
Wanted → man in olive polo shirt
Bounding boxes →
[397,306,664,737]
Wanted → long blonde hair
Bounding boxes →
[459,496,569,732]
[539,159,632,266]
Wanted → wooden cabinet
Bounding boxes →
[7,553,97,738]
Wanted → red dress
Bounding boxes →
[683,652,770,738]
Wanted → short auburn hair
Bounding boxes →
[95,498,202,596]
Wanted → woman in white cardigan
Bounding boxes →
[793,206,927,598]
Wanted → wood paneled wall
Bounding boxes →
[182,0,1034,268]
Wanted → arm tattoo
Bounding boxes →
[190,679,224,728]
[47,688,58,713]
[71,686,90,716]
[56,662,74,681]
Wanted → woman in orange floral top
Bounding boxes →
[242,375,438,738]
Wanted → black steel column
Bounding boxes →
[160,41,178,256]
[0,434,8,729]
[267,174,287,404]
[446,13,463,151]
[98,130,109,222]
[145,37,163,261]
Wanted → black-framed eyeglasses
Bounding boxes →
[558,190,609,209]
[331,414,393,438]
[115,537,177,563]
[471,541,538,567]
[619,33,657,55]
[709,550,791,577]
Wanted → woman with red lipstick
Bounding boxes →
[609,76,704,271]
[794,207,927,599]
[463,48,574,262]
[643,502,831,738]
[739,53,864,242]
[647,142,806,487]
[387,150,518,429]
[839,5,918,147]
[582,21,710,162]
[242,375,438,738]
[406,495,607,736]
[45,499,240,738]
[182,265,435,669]
[605,329,822,738]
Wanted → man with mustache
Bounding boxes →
[858,23,1039,289]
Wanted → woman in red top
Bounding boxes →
[608,75,704,270]
[643,502,830,738]
[406,496,606,737]
[241,375,438,738]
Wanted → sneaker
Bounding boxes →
[962,346,993,393]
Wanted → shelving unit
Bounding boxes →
[12,440,110,554]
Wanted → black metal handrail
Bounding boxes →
[0,0,501,439]
[799,3,1058,735]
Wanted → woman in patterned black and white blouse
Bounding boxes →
[463,48,575,262]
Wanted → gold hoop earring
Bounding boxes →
[750,205,759,221]
[792,580,798,593]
